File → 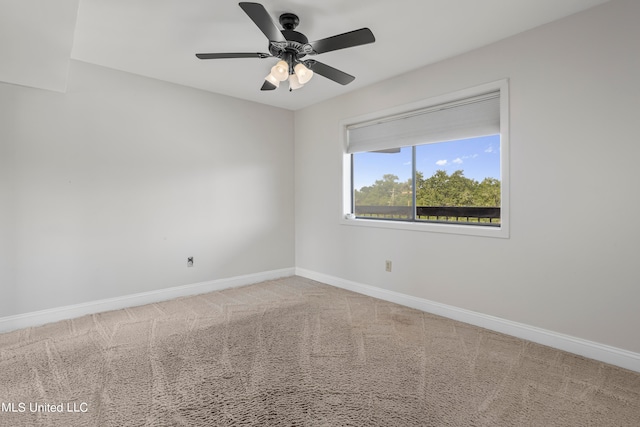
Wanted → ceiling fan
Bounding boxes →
[196,2,375,91]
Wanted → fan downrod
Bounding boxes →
[279,13,299,30]
[269,12,309,58]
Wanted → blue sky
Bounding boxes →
[353,135,500,190]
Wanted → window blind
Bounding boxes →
[346,92,500,154]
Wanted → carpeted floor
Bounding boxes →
[1,276,639,426]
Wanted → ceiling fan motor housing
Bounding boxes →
[269,13,312,61]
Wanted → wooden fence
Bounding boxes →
[354,206,500,223]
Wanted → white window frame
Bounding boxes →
[340,79,510,239]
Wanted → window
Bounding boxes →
[342,80,509,238]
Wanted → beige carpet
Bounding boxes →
[1,276,639,426]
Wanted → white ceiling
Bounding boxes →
[0,0,79,92]
[2,0,610,110]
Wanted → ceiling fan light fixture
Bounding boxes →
[294,63,313,84]
[288,73,304,90]
[264,72,280,87]
[271,60,289,81]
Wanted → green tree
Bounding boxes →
[474,177,501,206]
[357,169,500,209]
[416,170,499,207]
[355,174,411,206]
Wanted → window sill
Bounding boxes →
[340,216,509,239]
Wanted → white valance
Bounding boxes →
[346,92,500,154]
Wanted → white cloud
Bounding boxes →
[453,157,463,164]
[485,146,494,153]
[435,159,448,166]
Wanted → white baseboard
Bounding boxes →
[296,268,640,373]
[4,267,639,373]
[0,268,295,334]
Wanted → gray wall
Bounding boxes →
[0,60,295,316]
[294,0,640,353]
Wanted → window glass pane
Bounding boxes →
[353,147,413,220]
[344,81,508,237]
[415,135,501,224]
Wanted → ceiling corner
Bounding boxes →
[0,0,80,92]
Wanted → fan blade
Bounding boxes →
[239,2,286,42]
[261,80,277,91]
[309,28,375,55]
[305,60,355,85]
[196,52,271,59]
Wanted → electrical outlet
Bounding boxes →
[187,257,194,267]
[385,260,392,272]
